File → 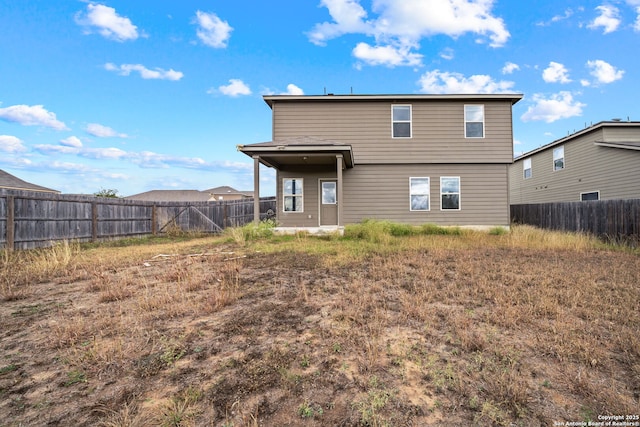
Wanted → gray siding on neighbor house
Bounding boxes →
[277,164,509,227]
[272,100,515,164]
[510,127,640,204]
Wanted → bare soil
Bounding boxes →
[1,235,639,426]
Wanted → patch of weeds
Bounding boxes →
[426,361,458,394]
[64,370,87,386]
[161,345,186,367]
[469,395,480,411]
[332,342,342,353]
[0,364,18,375]
[11,304,44,317]
[475,400,507,426]
[355,376,394,426]
[278,367,302,389]
[580,406,595,423]
[488,226,508,236]
[541,379,551,388]
[300,354,310,368]
[226,219,275,244]
[157,387,202,426]
[297,401,323,419]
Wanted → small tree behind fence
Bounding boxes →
[0,189,276,250]
[511,199,640,244]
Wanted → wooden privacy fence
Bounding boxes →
[511,199,640,242]
[0,189,276,250]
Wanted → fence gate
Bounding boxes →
[158,205,224,234]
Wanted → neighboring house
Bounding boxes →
[205,186,254,201]
[238,93,523,229]
[0,169,60,194]
[125,190,216,202]
[509,120,640,204]
[125,186,253,202]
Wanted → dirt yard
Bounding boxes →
[1,227,639,426]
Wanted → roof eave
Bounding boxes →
[514,121,640,161]
[263,93,524,108]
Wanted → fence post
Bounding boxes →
[7,195,15,251]
[91,201,98,242]
[152,204,157,235]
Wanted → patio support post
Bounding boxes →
[253,156,260,223]
[336,154,343,226]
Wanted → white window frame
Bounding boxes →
[392,105,412,138]
[409,177,430,211]
[580,191,600,201]
[464,105,485,138]
[440,176,461,211]
[553,146,565,171]
[523,158,532,179]
[283,178,303,212]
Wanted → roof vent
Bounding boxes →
[612,118,621,121]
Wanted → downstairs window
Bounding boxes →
[283,178,303,212]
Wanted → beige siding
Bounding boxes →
[272,100,514,164]
[510,128,640,203]
[342,164,509,226]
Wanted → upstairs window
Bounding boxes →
[283,178,303,212]
[523,158,532,179]
[553,146,565,171]
[464,105,484,138]
[409,177,430,211]
[441,177,461,210]
[392,105,412,138]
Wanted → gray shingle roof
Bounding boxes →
[124,190,215,202]
[0,169,60,193]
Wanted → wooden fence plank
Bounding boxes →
[0,189,276,250]
[511,199,640,244]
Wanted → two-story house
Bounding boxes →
[238,93,523,230]
[510,120,640,204]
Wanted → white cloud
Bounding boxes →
[635,7,640,31]
[586,59,624,84]
[417,70,515,94]
[218,79,252,97]
[194,11,233,48]
[75,3,139,42]
[0,135,26,152]
[588,5,620,34]
[0,104,68,130]
[521,92,586,123]
[131,151,210,169]
[542,62,572,83]
[282,84,304,95]
[440,48,455,60]
[307,0,371,46]
[60,136,83,148]
[49,161,96,173]
[81,147,128,159]
[352,42,423,67]
[33,144,81,155]
[308,0,510,67]
[104,63,183,81]
[502,62,520,74]
[85,123,128,138]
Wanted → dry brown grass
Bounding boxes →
[1,225,638,426]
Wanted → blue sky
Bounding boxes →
[1,0,638,196]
